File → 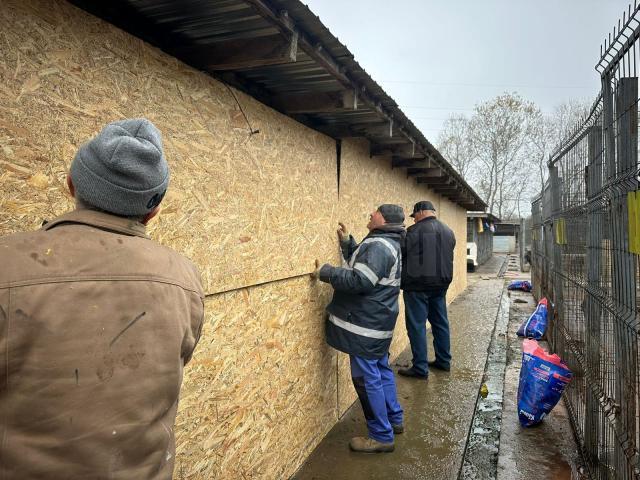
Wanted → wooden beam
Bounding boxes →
[391,156,428,168]
[179,32,297,70]
[273,90,357,114]
[371,142,420,157]
[312,124,357,138]
[435,187,463,196]
[406,167,443,178]
[435,190,462,198]
[416,176,452,185]
[354,122,396,137]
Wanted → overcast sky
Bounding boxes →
[304,0,631,140]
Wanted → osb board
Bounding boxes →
[175,277,338,479]
[0,0,338,295]
[0,4,473,479]
[437,200,469,301]
[337,138,440,241]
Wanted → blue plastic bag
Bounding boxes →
[517,297,548,339]
[517,339,572,427]
[508,280,532,292]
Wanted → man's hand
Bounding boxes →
[310,259,321,280]
[337,222,349,242]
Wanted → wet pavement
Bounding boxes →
[497,283,583,480]
[293,254,583,479]
[460,284,509,479]
[292,257,506,480]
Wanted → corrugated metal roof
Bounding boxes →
[69,0,486,210]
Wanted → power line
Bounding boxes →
[400,105,555,113]
[380,79,594,90]
[401,106,474,111]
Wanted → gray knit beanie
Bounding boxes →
[378,204,405,224]
[70,118,170,216]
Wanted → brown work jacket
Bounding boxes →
[0,209,204,480]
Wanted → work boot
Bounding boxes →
[349,436,395,453]
[392,423,404,434]
[398,367,429,380]
[428,361,451,372]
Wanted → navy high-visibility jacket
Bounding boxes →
[319,227,403,359]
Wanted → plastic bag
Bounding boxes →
[517,297,548,339]
[508,280,532,292]
[517,339,572,427]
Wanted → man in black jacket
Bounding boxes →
[312,204,405,453]
[399,201,456,379]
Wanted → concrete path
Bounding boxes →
[292,258,506,480]
[497,281,582,479]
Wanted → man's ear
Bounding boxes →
[142,206,161,225]
[66,174,75,198]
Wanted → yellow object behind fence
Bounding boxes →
[555,218,567,245]
[628,191,640,254]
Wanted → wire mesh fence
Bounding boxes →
[531,4,640,478]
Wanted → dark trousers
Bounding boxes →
[350,354,403,443]
[403,288,451,376]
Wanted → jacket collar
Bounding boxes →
[368,226,405,240]
[42,209,149,238]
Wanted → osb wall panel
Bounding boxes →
[0,3,473,479]
[337,138,440,242]
[0,0,338,295]
[437,200,468,301]
[175,277,337,479]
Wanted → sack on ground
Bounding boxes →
[517,339,572,427]
[517,297,548,339]
[508,280,532,292]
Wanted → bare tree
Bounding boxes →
[466,92,539,219]
[528,99,591,194]
[435,94,592,217]
[437,114,475,179]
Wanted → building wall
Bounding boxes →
[0,1,469,478]
[494,235,517,253]
[477,230,494,265]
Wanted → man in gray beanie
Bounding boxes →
[0,118,204,479]
[311,205,405,453]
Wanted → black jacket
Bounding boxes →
[319,228,403,359]
[401,217,456,291]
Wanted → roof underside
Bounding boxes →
[69,0,487,211]
[467,212,500,223]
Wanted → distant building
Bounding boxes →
[467,212,500,270]
[493,219,522,254]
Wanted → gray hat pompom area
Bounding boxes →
[70,118,170,216]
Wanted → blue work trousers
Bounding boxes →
[403,288,451,376]
[350,354,403,444]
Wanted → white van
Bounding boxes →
[467,242,478,271]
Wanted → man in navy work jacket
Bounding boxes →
[312,204,405,453]
[399,200,456,380]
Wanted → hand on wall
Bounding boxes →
[310,259,321,280]
[337,222,349,242]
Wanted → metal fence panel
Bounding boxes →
[531,5,640,478]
